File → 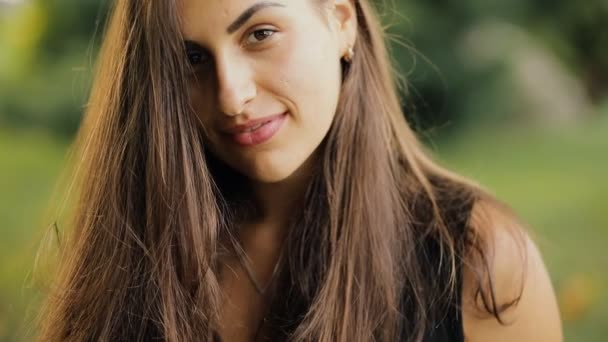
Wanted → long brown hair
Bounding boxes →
[36,0,524,341]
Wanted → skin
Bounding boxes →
[180,0,357,339]
[462,200,564,342]
[181,0,356,226]
[179,0,562,341]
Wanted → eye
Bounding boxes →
[186,49,213,76]
[187,49,211,66]
[184,41,212,72]
[245,28,276,45]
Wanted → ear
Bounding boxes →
[329,0,358,54]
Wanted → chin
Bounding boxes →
[240,161,301,184]
[212,138,321,186]
[238,148,318,185]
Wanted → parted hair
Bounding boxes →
[36,0,524,341]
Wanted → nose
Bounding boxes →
[215,53,256,117]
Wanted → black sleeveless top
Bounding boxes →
[409,180,475,342]
[215,179,475,342]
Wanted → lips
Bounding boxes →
[221,112,288,147]
[223,112,285,133]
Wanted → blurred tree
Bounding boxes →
[0,1,47,81]
[385,0,604,137]
[0,0,109,138]
[0,0,605,138]
[527,0,608,102]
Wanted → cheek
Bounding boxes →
[268,29,342,129]
[187,80,230,156]
[188,80,216,129]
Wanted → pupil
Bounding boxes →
[189,52,202,64]
[255,30,270,40]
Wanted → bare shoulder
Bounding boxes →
[461,197,563,342]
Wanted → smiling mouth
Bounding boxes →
[240,120,273,133]
[223,112,288,147]
[224,111,288,134]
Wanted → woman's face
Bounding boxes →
[180,0,356,183]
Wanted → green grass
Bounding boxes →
[0,129,68,341]
[434,115,608,342]
[0,116,606,341]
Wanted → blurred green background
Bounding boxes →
[0,0,606,341]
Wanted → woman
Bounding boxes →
[37,0,562,341]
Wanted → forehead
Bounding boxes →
[180,0,243,22]
[179,0,290,40]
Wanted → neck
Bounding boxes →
[248,156,315,229]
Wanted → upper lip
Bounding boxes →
[222,112,287,134]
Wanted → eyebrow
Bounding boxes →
[226,1,285,34]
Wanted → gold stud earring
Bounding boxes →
[343,46,355,63]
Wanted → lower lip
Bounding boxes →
[227,113,288,147]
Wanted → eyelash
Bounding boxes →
[186,28,277,69]
[245,28,277,45]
